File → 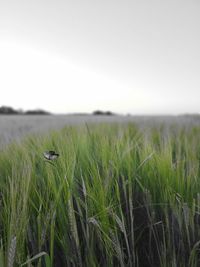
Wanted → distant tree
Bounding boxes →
[93,110,114,115]
[0,106,19,114]
[105,111,114,116]
[0,106,51,115]
[25,109,51,115]
[93,110,103,115]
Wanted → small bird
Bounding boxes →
[43,150,59,160]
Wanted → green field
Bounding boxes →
[1,120,200,266]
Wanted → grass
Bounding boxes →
[0,122,200,266]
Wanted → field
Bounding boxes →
[0,115,200,266]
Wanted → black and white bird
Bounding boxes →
[43,151,59,160]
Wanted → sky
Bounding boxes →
[0,0,200,115]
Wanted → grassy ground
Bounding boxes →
[0,114,199,149]
[0,121,200,266]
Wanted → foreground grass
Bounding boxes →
[0,122,200,266]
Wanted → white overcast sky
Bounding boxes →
[0,0,200,114]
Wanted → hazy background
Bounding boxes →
[0,0,200,115]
